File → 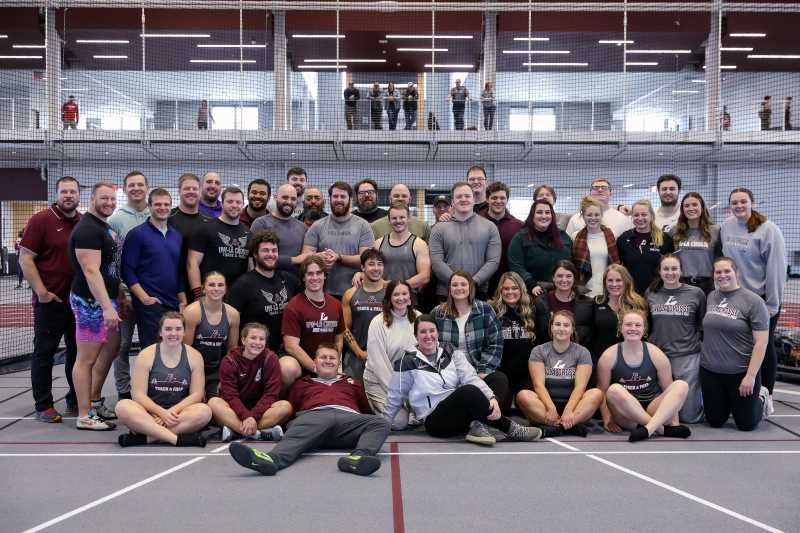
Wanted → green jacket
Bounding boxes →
[508,229,573,291]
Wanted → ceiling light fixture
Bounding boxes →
[292,34,345,39]
[0,35,8,39]
[190,59,256,63]
[748,54,800,59]
[94,55,128,59]
[140,33,210,38]
[672,90,700,94]
[690,79,706,83]
[626,49,692,54]
[386,34,473,39]
[12,44,46,49]
[60,88,87,91]
[704,65,737,70]
[503,50,570,55]
[424,63,473,68]
[599,40,635,44]
[397,48,448,52]
[304,58,386,63]
[76,39,130,44]
[729,33,766,38]
[0,55,43,59]
[720,47,753,52]
[523,62,588,67]
[197,44,267,48]
[298,65,347,69]
[626,61,658,66]
[514,37,550,42]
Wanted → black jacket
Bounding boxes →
[532,292,594,346]
[616,229,675,295]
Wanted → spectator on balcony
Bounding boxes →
[61,95,79,130]
[758,96,771,131]
[403,82,418,130]
[344,81,360,130]
[197,99,213,130]
[784,96,793,131]
[386,82,400,131]
[449,79,470,130]
[481,81,496,131]
[368,82,383,130]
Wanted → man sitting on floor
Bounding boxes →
[209,322,293,441]
[228,343,390,476]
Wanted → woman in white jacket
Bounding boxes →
[364,280,420,423]
[384,315,542,446]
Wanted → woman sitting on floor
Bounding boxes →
[596,309,691,442]
[516,310,603,437]
[384,315,542,446]
[116,311,212,447]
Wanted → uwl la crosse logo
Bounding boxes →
[217,232,249,259]
[261,286,289,315]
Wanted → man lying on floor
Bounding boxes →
[229,342,390,476]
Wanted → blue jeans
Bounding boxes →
[133,298,175,350]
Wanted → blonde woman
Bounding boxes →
[490,272,537,395]
[616,199,674,294]
[571,195,621,297]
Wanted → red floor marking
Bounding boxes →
[390,441,405,533]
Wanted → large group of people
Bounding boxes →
[17,165,787,477]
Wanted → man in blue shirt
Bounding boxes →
[122,188,184,349]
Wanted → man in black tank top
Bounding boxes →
[342,250,387,379]
[596,311,691,442]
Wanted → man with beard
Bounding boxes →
[353,179,387,223]
[188,186,251,295]
[122,188,184,349]
[341,249,387,379]
[228,231,300,354]
[370,183,431,241]
[108,171,149,407]
[69,182,125,431]
[269,166,307,217]
[169,173,210,302]
[239,179,270,229]
[375,202,431,291]
[198,171,223,218]
[251,184,309,275]
[654,174,682,233]
[19,176,82,422]
[298,186,328,228]
[302,182,374,298]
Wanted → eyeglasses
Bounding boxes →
[357,190,376,197]
[591,185,610,191]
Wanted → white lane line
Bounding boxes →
[547,438,784,533]
[774,388,800,397]
[21,441,230,532]
[6,449,800,458]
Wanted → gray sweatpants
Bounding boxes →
[269,408,390,470]
[113,309,137,396]
[670,352,704,424]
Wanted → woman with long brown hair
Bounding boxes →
[671,192,721,294]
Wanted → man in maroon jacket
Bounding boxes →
[229,342,389,476]
[479,181,523,296]
[209,323,293,441]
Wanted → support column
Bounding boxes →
[273,11,288,130]
[416,188,426,224]
[705,1,721,132]
[482,12,497,89]
[45,8,61,132]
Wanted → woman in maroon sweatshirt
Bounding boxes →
[209,323,293,441]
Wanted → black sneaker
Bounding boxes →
[564,423,588,437]
[229,442,278,476]
[337,453,381,476]
[539,425,563,438]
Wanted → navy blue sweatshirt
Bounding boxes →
[122,219,183,308]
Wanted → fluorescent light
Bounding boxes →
[0,55,43,59]
[690,79,706,83]
[748,54,800,59]
[729,33,766,38]
[386,34,473,39]
[523,62,588,67]
[190,59,256,63]
[0,35,8,39]
[623,183,634,188]
[13,44,46,49]
[60,88,87,91]
[94,55,128,59]
[76,39,129,44]
[424,63,473,68]
[140,33,210,38]
[298,65,347,69]
[599,40,634,44]
[304,58,386,63]
[292,34,345,39]
[704,64,737,70]
[397,48,448,52]
[514,37,550,42]
[720,47,753,52]
[673,90,700,94]
[626,49,691,54]
[626,62,658,66]
[197,44,267,48]
[503,50,570,55]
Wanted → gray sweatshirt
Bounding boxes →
[429,212,501,295]
[646,284,706,358]
[720,217,786,315]
[672,225,721,279]
[250,213,307,272]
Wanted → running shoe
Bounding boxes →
[539,424,563,438]
[229,442,278,476]
[759,386,774,419]
[258,425,284,442]
[337,452,381,476]
[466,420,496,446]
[505,420,543,442]
[222,426,242,442]
[35,407,63,423]
[91,398,117,420]
[76,414,116,431]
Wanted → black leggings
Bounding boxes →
[424,384,512,438]
[484,370,512,413]
[761,311,780,394]
[700,367,763,431]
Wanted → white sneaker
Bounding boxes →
[222,426,241,442]
[759,386,773,419]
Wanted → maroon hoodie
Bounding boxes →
[219,346,282,421]
[288,375,372,414]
